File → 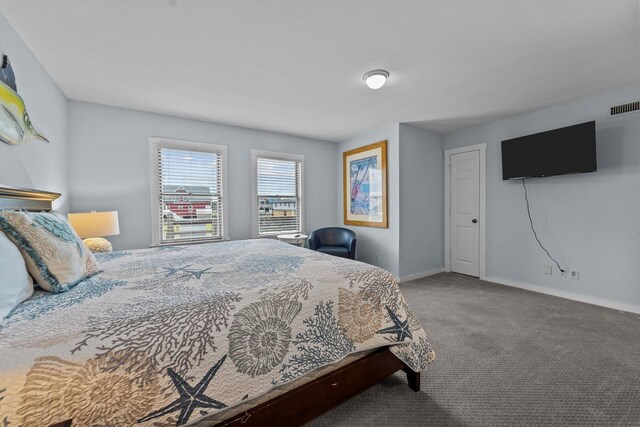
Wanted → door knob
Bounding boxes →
[472,219,478,223]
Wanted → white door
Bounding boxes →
[450,150,480,277]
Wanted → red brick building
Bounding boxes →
[163,185,212,219]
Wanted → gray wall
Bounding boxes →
[68,101,337,250]
[444,85,640,310]
[337,124,401,277]
[0,13,69,211]
[399,124,444,279]
[336,124,445,280]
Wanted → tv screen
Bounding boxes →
[501,121,597,180]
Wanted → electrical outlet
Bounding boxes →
[569,269,579,280]
[560,270,568,278]
[544,265,553,275]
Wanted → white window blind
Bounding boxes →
[151,139,227,245]
[255,155,303,236]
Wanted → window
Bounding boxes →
[252,150,304,237]
[150,138,228,245]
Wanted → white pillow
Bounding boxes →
[0,230,34,319]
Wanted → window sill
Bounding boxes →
[253,232,303,239]
[150,238,231,248]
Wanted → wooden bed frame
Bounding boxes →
[0,185,421,427]
[215,348,419,427]
[48,349,418,427]
[0,184,61,211]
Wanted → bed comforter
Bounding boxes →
[0,239,434,426]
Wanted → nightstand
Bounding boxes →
[277,233,308,247]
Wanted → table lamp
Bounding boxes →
[68,211,120,253]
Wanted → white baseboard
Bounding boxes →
[484,275,640,315]
[398,267,445,283]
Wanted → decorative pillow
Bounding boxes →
[0,230,34,319]
[0,211,100,293]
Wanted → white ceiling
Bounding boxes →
[1,0,639,141]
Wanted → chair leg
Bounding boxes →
[403,367,421,392]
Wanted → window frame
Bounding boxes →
[149,137,229,246]
[251,149,304,238]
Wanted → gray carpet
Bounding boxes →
[309,273,640,426]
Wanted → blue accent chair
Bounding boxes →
[308,227,356,260]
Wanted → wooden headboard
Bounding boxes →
[0,185,61,211]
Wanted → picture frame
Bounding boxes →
[0,55,48,146]
[343,140,388,228]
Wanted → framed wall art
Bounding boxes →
[343,140,387,228]
[0,54,48,145]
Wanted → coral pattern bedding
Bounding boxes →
[0,239,434,426]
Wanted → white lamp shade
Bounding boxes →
[68,211,120,239]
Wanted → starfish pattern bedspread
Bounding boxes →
[0,239,434,426]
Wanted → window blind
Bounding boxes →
[256,157,302,235]
[156,147,224,244]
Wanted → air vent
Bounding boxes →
[609,100,640,117]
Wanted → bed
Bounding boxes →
[0,185,435,427]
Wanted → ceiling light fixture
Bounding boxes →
[363,69,389,90]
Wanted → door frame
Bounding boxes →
[444,143,486,279]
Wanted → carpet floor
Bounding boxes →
[309,272,640,426]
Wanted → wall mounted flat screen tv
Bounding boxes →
[501,121,597,180]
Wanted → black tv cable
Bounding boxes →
[522,178,565,273]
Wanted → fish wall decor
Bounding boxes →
[0,54,48,145]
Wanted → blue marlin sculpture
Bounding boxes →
[0,55,48,145]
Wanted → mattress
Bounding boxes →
[0,239,434,426]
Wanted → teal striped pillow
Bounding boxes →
[0,211,100,293]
